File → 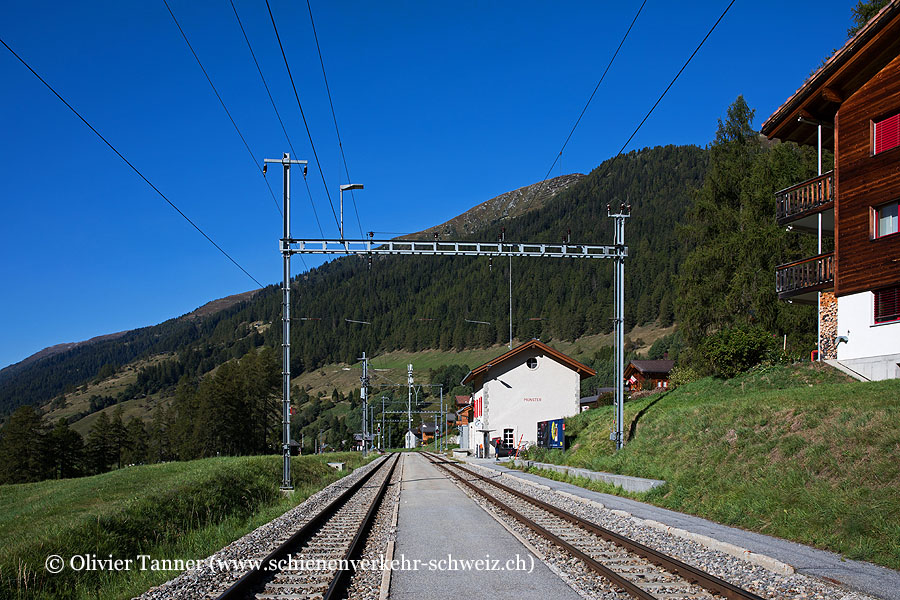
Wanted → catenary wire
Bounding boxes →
[306,0,364,239]
[597,0,737,181]
[162,0,282,218]
[228,0,325,239]
[532,0,648,199]
[0,37,265,289]
[265,0,341,234]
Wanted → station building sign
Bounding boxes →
[537,418,565,450]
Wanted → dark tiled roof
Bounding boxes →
[580,388,616,403]
[629,360,674,374]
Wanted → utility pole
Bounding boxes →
[609,203,630,451]
[407,364,413,446]
[817,122,823,362]
[360,352,369,457]
[264,153,308,491]
[502,228,512,350]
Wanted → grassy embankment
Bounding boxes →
[0,452,369,600]
[522,363,900,570]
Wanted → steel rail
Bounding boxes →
[322,452,399,599]
[424,453,764,600]
[422,453,653,599]
[216,454,397,600]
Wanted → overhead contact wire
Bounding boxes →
[306,0,364,239]
[597,0,737,180]
[228,0,325,239]
[533,0,648,198]
[265,0,341,234]
[163,0,282,218]
[0,37,264,288]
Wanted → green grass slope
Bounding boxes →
[0,452,368,600]
[524,363,900,570]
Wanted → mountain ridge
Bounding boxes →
[410,173,584,239]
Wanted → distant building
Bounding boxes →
[461,339,595,457]
[624,360,674,391]
[352,433,374,452]
[456,399,473,425]
[415,423,441,444]
[579,387,615,411]
[761,2,900,380]
[404,430,417,449]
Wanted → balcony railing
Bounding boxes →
[775,171,834,225]
[775,252,834,300]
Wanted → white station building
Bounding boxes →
[460,339,596,457]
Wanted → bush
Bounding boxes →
[668,365,700,389]
[701,325,781,379]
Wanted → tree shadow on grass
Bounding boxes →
[627,391,670,443]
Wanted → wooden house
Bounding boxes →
[624,360,674,391]
[762,1,900,380]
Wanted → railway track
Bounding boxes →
[422,452,764,600]
[216,453,399,600]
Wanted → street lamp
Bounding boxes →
[339,183,364,240]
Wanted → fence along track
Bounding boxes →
[422,452,764,600]
[217,453,399,600]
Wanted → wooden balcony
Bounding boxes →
[775,252,834,303]
[775,171,834,233]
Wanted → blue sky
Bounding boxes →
[0,1,852,369]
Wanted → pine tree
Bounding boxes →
[676,96,817,359]
[123,417,147,465]
[848,0,890,36]
[85,412,115,474]
[48,418,84,479]
[0,405,49,483]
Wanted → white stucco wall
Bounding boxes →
[472,347,581,456]
[836,291,900,380]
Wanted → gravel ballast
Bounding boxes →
[455,460,876,600]
[134,456,386,600]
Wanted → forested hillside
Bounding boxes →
[1,144,705,418]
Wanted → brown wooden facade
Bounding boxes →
[834,51,900,296]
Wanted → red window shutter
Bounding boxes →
[875,286,900,323]
[874,113,900,155]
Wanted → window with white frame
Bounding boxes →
[875,201,898,238]
[503,428,514,447]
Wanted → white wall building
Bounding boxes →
[836,292,900,380]
[461,340,595,457]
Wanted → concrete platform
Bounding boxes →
[390,453,580,600]
[509,458,665,492]
[464,457,900,600]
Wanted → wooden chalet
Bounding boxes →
[455,396,473,425]
[762,1,900,380]
[624,360,674,391]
